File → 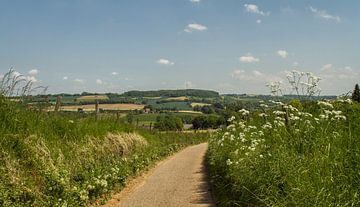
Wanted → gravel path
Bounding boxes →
[104,143,215,207]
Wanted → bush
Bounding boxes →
[154,115,183,131]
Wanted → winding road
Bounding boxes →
[104,143,215,207]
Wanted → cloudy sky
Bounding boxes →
[0,0,359,95]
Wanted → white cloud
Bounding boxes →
[256,19,262,24]
[321,64,333,71]
[157,58,175,66]
[319,66,359,94]
[239,55,260,63]
[244,4,270,16]
[189,0,200,3]
[309,6,341,22]
[96,79,103,85]
[321,66,358,79]
[231,69,281,82]
[111,72,118,76]
[28,69,39,76]
[184,81,193,89]
[277,50,288,58]
[74,78,84,84]
[252,70,263,76]
[63,76,68,80]
[184,23,208,33]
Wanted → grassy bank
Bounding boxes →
[207,99,360,206]
[0,96,209,206]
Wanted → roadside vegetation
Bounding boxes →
[207,71,360,206]
[0,70,209,206]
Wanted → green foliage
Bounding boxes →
[123,89,220,98]
[207,99,359,207]
[192,115,225,129]
[352,84,360,103]
[0,96,208,206]
[154,115,183,131]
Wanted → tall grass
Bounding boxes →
[207,99,360,206]
[0,95,209,206]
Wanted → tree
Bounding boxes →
[352,84,360,103]
[154,115,183,131]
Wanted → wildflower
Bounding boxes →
[259,154,264,159]
[228,116,236,122]
[260,104,269,108]
[259,113,268,117]
[238,121,246,129]
[289,115,300,121]
[274,120,285,127]
[68,120,74,124]
[226,159,233,166]
[319,114,328,119]
[317,101,334,109]
[239,109,250,116]
[258,131,264,136]
[333,115,346,121]
[273,110,286,115]
[248,125,257,130]
[262,122,272,130]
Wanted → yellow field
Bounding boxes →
[166,96,188,101]
[76,95,109,101]
[190,102,211,107]
[143,96,161,99]
[49,103,145,112]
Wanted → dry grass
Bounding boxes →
[166,96,188,101]
[48,103,145,111]
[76,95,109,101]
[79,133,148,159]
[190,102,211,107]
[143,97,161,100]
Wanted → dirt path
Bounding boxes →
[104,143,215,207]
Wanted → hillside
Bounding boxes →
[122,89,220,98]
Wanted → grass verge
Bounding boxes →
[0,96,209,206]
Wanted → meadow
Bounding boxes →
[207,99,360,206]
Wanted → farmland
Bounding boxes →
[50,103,145,112]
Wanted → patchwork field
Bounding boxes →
[190,102,211,107]
[53,103,145,111]
[165,96,188,101]
[76,95,109,101]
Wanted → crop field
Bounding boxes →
[76,95,109,101]
[190,102,211,107]
[50,103,145,111]
[147,100,192,111]
[207,99,360,207]
[165,96,188,101]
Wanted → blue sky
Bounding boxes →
[0,0,359,95]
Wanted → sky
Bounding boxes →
[0,0,359,95]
